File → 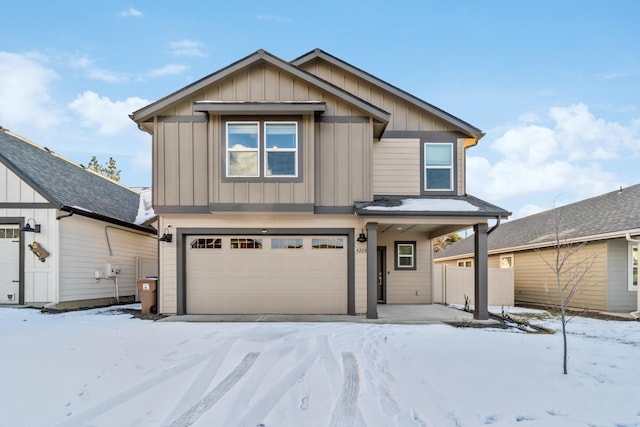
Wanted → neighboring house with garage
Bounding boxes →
[0,127,157,309]
[435,184,640,315]
[130,48,510,319]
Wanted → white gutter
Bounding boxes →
[625,233,640,319]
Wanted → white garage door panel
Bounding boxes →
[186,235,347,314]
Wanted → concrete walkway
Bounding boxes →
[159,304,495,325]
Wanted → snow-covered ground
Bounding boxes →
[0,305,638,427]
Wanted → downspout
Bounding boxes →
[625,233,640,319]
[488,216,502,235]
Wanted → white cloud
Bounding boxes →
[66,54,127,83]
[467,103,635,205]
[68,91,148,135]
[169,40,207,58]
[0,51,59,130]
[119,8,142,17]
[149,64,189,77]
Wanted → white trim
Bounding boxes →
[500,254,514,269]
[264,121,298,178]
[424,142,453,191]
[226,121,260,177]
[396,242,415,268]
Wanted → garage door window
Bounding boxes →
[312,238,344,249]
[190,238,221,249]
[231,238,263,249]
[271,238,303,249]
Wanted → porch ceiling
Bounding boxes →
[375,221,477,239]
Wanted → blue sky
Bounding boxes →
[1,1,639,219]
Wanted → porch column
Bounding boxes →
[366,222,378,319]
[473,223,489,320]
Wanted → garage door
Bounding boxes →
[186,235,347,314]
[0,225,20,304]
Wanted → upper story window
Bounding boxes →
[424,143,453,191]
[226,119,298,179]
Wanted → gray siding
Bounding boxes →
[316,121,372,206]
[151,63,376,209]
[606,238,637,312]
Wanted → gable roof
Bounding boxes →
[0,127,154,233]
[130,49,391,128]
[291,49,484,141]
[435,184,640,259]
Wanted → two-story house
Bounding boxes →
[131,49,509,319]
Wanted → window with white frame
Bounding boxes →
[457,260,473,268]
[500,255,513,268]
[395,241,416,270]
[630,243,638,291]
[227,122,259,177]
[226,120,298,178]
[424,143,453,191]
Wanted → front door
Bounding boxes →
[0,225,20,304]
[377,246,386,303]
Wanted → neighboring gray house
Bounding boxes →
[0,126,157,309]
[130,48,510,319]
[435,184,640,313]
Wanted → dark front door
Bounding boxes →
[377,246,386,303]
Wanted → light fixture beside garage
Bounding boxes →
[20,218,41,233]
[158,226,172,243]
[357,229,367,243]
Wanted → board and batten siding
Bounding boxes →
[299,59,456,133]
[58,215,157,303]
[606,238,637,312]
[373,138,420,195]
[0,163,50,203]
[316,121,372,206]
[378,231,432,304]
[151,63,376,208]
[513,243,608,311]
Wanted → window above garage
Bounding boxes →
[223,116,303,183]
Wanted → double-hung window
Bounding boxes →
[395,241,416,270]
[226,120,298,179]
[424,143,453,191]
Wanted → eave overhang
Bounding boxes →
[355,195,511,219]
[193,101,327,115]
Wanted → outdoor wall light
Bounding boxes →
[357,229,367,243]
[20,218,41,233]
[158,226,172,243]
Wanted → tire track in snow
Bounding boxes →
[168,352,260,427]
[57,346,228,427]
[329,352,360,427]
[164,337,235,423]
[235,350,319,426]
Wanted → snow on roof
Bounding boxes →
[134,188,155,225]
[363,198,480,212]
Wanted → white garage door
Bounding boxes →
[0,225,20,304]
[186,235,347,314]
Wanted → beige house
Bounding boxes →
[130,49,509,319]
[0,127,157,309]
[435,184,640,314]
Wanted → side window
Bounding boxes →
[457,260,473,268]
[424,143,453,191]
[500,255,513,268]
[395,241,416,270]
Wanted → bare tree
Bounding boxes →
[536,210,597,374]
[433,233,462,253]
[87,156,121,182]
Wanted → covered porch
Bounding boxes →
[355,195,510,320]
